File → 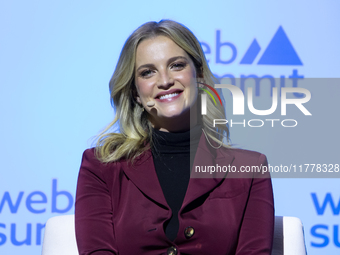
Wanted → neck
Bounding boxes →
[150,104,198,133]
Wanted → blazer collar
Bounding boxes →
[122,132,235,210]
[122,149,168,208]
[181,132,235,212]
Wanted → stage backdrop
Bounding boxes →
[1,1,339,254]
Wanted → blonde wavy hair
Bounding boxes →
[96,20,230,163]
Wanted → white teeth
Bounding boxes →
[159,93,179,100]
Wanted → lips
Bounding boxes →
[155,89,183,99]
[155,89,183,102]
[159,92,179,100]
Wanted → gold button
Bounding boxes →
[184,226,195,239]
[167,246,177,255]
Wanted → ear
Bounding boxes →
[196,66,204,79]
[132,86,142,104]
[136,95,141,104]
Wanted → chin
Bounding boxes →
[160,112,184,119]
[161,109,192,120]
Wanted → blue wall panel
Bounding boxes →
[1,1,339,254]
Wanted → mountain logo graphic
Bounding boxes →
[240,26,303,65]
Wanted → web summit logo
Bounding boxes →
[203,25,303,66]
[203,26,305,101]
[239,26,302,65]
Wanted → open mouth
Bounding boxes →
[158,92,180,100]
[156,89,183,101]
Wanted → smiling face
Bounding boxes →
[134,36,199,132]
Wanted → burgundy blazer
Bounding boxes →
[75,134,274,255]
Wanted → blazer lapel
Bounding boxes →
[181,133,235,212]
[122,149,169,209]
[121,133,235,212]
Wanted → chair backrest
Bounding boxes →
[41,215,307,255]
[42,214,78,255]
[283,217,307,254]
[271,216,307,255]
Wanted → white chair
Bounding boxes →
[42,214,78,255]
[41,215,307,255]
[272,216,307,255]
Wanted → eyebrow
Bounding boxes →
[136,56,188,72]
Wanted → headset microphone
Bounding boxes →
[146,101,155,107]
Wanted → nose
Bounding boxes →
[157,70,174,89]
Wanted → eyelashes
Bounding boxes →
[139,61,188,78]
[140,69,153,77]
[171,62,187,70]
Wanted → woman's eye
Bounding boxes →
[171,62,186,70]
[140,69,152,77]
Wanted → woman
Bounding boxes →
[75,20,274,255]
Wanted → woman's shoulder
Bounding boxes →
[80,147,140,171]
[81,147,102,166]
[81,147,96,159]
[221,147,268,165]
[80,148,117,174]
[218,147,270,179]
[78,148,127,187]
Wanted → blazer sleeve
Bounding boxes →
[75,149,118,255]
[235,153,275,255]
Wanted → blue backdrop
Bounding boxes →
[1,1,339,254]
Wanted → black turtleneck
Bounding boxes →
[151,125,202,242]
